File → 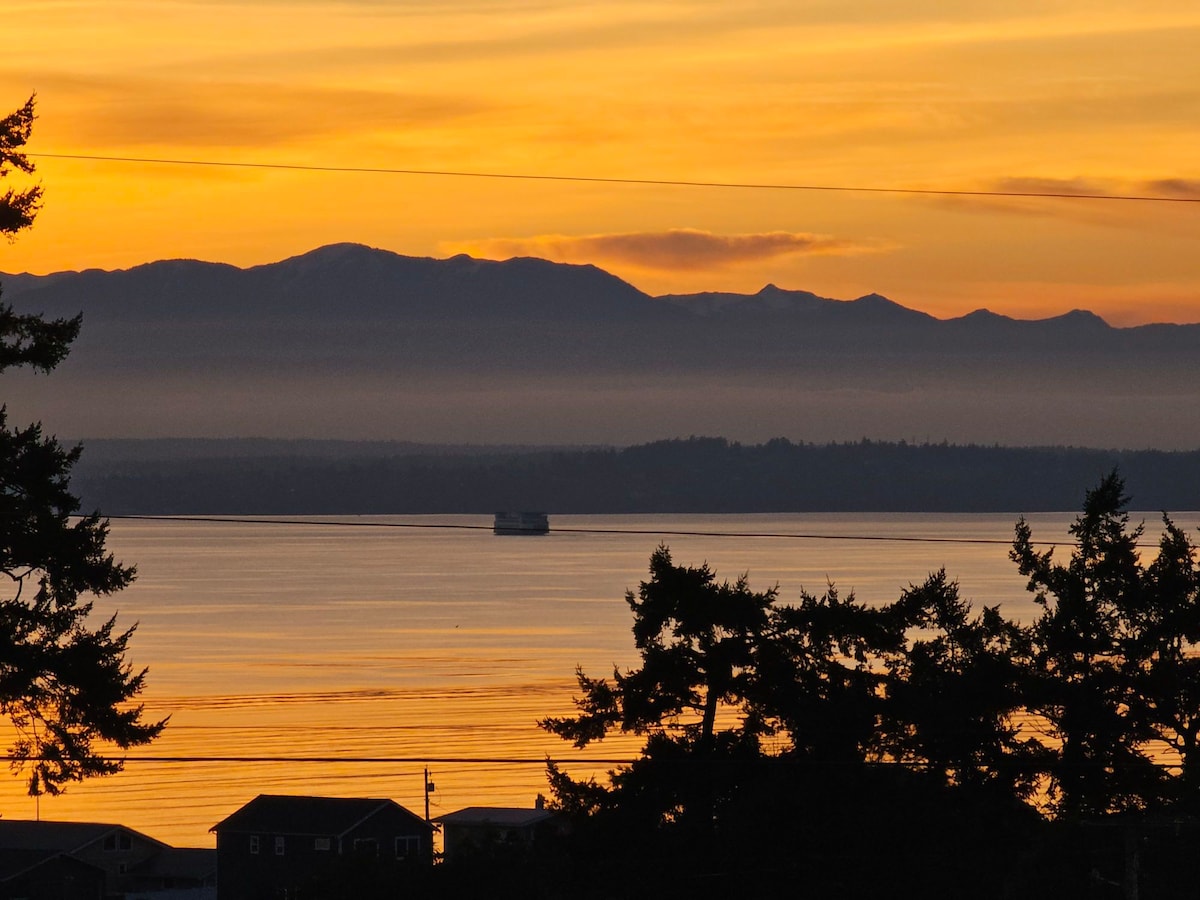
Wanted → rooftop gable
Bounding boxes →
[0,820,166,854]
[212,794,428,837]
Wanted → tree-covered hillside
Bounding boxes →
[71,437,1200,514]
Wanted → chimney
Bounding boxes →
[535,794,545,810]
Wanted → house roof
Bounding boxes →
[0,820,169,883]
[0,820,166,854]
[212,795,430,837]
[436,807,557,828]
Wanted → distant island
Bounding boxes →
[4,243,1200,450]
[71,436,1200,514]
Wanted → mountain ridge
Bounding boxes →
[1,242,1178,330]
[3,243,1198,449]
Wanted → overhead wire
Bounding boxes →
[26,152,1200,204]
[1,753,1186,772]
[101,513,1061,547]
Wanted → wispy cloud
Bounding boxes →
[449,229,891,270]
[990,176,1115,197]
[14,71,486,149]
[1144,179,1200,200]
[985,175,1200,202]
[926,175,1200,221]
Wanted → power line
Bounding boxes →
[3,754,1186,772]
[95,755,631,765]
[27,152,1200,204]
[102,513,1051,546]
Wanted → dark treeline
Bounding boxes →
[526,477,1200,897]
[320,476,1200,898]
[72,436,1200,514]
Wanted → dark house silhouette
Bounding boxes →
[211,795,432,900]
[0,819,214,900]
[436,803,562,863]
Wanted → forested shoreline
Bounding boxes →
[72,436,1200,514]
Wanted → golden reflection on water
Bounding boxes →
[0,512,1100,847]
[7,680,645,848]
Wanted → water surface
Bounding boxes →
[9,511,1170,846]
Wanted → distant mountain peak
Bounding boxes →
[1059,308,1110,326]
[299,241,380,256]
[844,291,936,324]
[852,292,899,307]
[265,242,407,270]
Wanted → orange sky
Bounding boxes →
[4,0,1200,324]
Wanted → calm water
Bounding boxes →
[9,511,1189,847]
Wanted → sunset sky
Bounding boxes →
[5,0,1200,325]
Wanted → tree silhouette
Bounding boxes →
[1,94,165,795]
[1011,472,1171,816]
[749,581,901,764]
[883,570,1049,800]
[1133,517,1200,800]
[538,546,1049,898]
[542,544,775,756]
[534,481,1200,895]
[0,96,41,240]
[540,544,782,843]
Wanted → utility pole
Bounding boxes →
[424,768,437,866]
[424,767,434,824]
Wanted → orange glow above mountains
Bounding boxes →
[4,0,1200,324]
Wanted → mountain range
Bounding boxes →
[3,243,1198,449]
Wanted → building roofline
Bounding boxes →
[211,794,430,835]
[0,820,170,855]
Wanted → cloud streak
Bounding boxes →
[925,175,1200,220]
[1144,179,1200,201]
[990,176,1115,197]
[451,229,890,271]
[987,175,1200,202]
[11,71,486,149]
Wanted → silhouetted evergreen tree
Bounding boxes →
[532,477,1200,895]
[750,581,902,763]
[1131,517,1200,802]
[1012,472,1172,816]
[539,546,1046,898]
[1,94,164,794]
[0,96,41,240]
[883,570,1049,801]
[542,544,776,753]
[541,544,776,835]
